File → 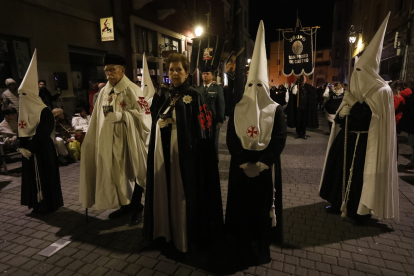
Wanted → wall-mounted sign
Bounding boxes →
[100,17,114,41]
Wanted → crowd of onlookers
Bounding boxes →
[1,78,91,166]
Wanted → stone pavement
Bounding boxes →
[1,114,414,276]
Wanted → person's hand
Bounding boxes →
[216,122,223,129]
[67,138,73,143]
[158,119,169,128]
[240,163,261,178]
[339,105,352,118]
[343,92,357,106]
[17,148,32,159]
[105,112,123,123]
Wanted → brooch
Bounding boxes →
[183,95,192,104]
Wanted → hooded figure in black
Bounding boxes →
[225,21,287,266]
[143,53,223,255]
[291,75,319,138]
[18,50,63,214]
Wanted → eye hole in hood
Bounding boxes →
[257,83,262,87]
[248,83,253,87]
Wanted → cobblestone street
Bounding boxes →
[1,114,414,276]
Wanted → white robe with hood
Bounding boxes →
[320,12,399,221]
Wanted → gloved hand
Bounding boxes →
[105,112,123,123]
[216,122,223,129]
[343,92,357,107]
[17,148,32,159]
[256,162,269,173]
[158,119,169,128]
[339,105,352,118]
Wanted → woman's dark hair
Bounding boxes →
[38,80,46,84]
[76,107,86,114]
[165,53,190,72]
[1,107,17,116]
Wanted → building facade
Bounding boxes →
[331,0,414,86]
[0,0,247,113]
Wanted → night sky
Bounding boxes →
[249,0,339,49]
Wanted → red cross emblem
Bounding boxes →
[120,101,126,108]
[19,120,27,129]
[247,125,259,138]
[198,104,212,131]
[137,97,151,114]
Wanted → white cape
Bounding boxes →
[320,85,399,221]
[79,75,152,210]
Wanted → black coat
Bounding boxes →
[320,102,372,218]
[39,88,60,109]
[226,105,287,249]
[20,108,63,212]
[285,83,319,128]
[143,82,223,253]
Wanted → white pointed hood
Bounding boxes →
[18,49,47,137]
[142,53,155,106]
[350,12,390,102]
[234,21,278,150]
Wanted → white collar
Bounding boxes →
[204,82,213,88]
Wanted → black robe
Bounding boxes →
[320,102,372,219]
[285,83,319,129]
[143,82,223,253]
[20,108,63,213]
[225,105,287,261]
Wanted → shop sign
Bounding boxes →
[100,17,114,41]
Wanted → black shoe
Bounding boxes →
[108,207,130,219]
[325,206,341,214]
[130,209,143,225]
[302,135,310,139]
[295,134,301,139]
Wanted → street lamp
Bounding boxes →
[195,26,203,37]
[348,25,360,83]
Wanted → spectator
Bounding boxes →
[0,107,18,151]
[52,108,74,165]
[2,78,19,112]
[390,81,405,132]
[323,82,344,135]
[39,80,61,109]
[92,83,106,108]
[72,107,90,133]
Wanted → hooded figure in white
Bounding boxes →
[225,21,287,263]
[320,12,399,222]
[79,56,152,210]
[141,53,156,107]
[18,49,64,213]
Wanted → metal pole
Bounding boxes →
[348,42,352,84]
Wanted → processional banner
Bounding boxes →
[283,30,314,76]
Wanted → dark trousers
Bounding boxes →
[295,108,307,135]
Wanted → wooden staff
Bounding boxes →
[341,116,348,221]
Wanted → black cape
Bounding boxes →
[20,108,63,212]
[320,102,372,218]
[285,83,319,128]
[143,82,223,253]
[225,105,287,261]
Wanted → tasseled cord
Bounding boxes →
[34,155,43,202]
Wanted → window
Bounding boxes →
[278,59,280,65]
[316,52,323,58]
[135,25,158,56]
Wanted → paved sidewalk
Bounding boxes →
[1,114,414,276]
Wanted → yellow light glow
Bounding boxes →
[195,27,203,37]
